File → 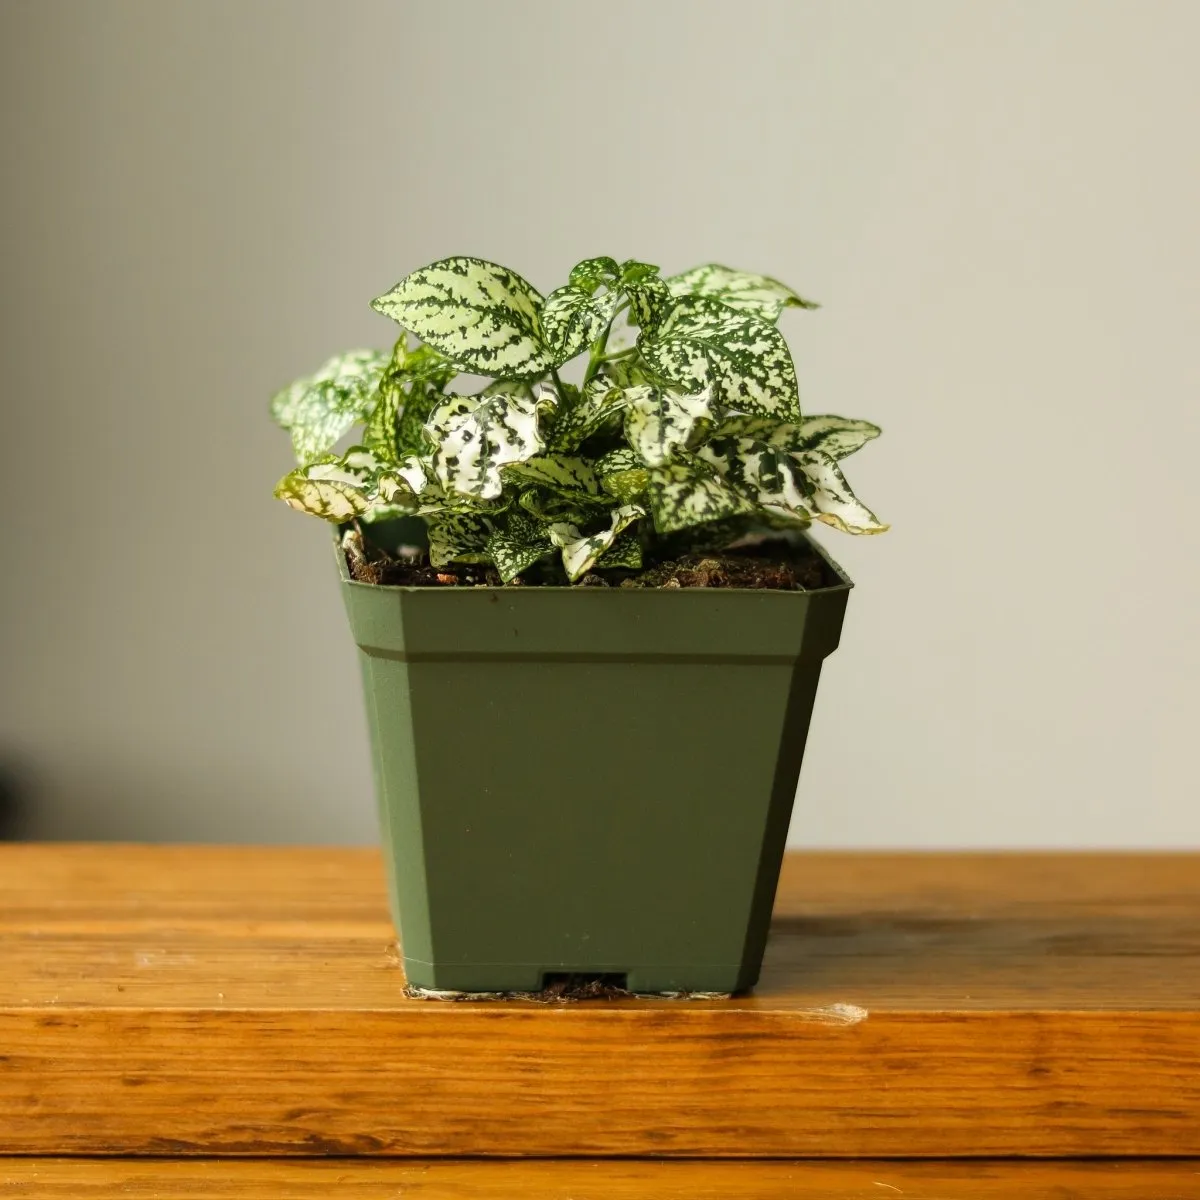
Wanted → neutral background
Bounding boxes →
[1,0,1196,845]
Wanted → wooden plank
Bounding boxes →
[1,846,1199,1157]
[3,1158,1200,1199]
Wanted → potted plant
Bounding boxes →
[271,256,886,994]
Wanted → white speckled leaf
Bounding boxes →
[425,388,547,500]
[640,297,800,421]
[486,511,554,582]
[541,284,619,364]
[795,451,888,534]
[645,460,756,534]
[549,503,645,582]
[697,437,813,521]
[427,513,494,567]
[666,264,818,321]
[796,414,882,460]
[371,257,552,377]
[624,385,715,467]
[568,256,620,292]
[270,350,388,464]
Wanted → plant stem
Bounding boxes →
[582,320,615,388]
[550,367,568,396]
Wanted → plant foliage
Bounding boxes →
[272,257,886,583]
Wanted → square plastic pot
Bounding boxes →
[338,536,852,993]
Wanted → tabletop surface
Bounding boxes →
[3,845,1197,1010]
[2,846,1198,1159]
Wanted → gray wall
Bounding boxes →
[1,0,1197,845]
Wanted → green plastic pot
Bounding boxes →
[338,534,852,994]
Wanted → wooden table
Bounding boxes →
[2,847,1199,1196]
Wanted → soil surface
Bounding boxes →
[344,529,833,591]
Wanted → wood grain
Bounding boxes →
[3,1158,1200,1199]
[2,846,1199,1157]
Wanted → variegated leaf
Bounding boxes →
[502,454,601,497]
[371,257,553,377]
[697,437,813,521]
[549,504,645,582]
[481,378,536,400]
[796,414,882,460]
[624,385,716,467]
[795,451,888,534]
[427,513,494,567]
[273,447,411,523]
[516,487,595,526]
[364,340,456,462]
[274,456,370,522]
[626,276,671,329]
[640,297,801,421]
[595,529,643,570]
[595,447,643,475]
[546,377,628,452]
[595,446,649,503]
[486,511,554,583]
[645,460,756,534]
[425,388,547,500]
[667,264,818,321]
[569,256,620,293]
[270,349,388,464]
[541,284,619,364]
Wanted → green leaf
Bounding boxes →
[270,350,388,464]
[425,387,548,500]
[540,284,619,364]
[667,264,818,321]
[596,447,650,503]
[619,259,661,284]
[795,451,888,534]
[545,377,628,452]
[797,414,882,460]
[502,454,601,497]
[427,513,494,567]
[569,256,620,293]
[624,385,716,467]
[644,460,756,534]
[640,297,801,421]
[486,510,554,583]
[371,257,553,377]
[549,504,645,582]
[364,340,456,462]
